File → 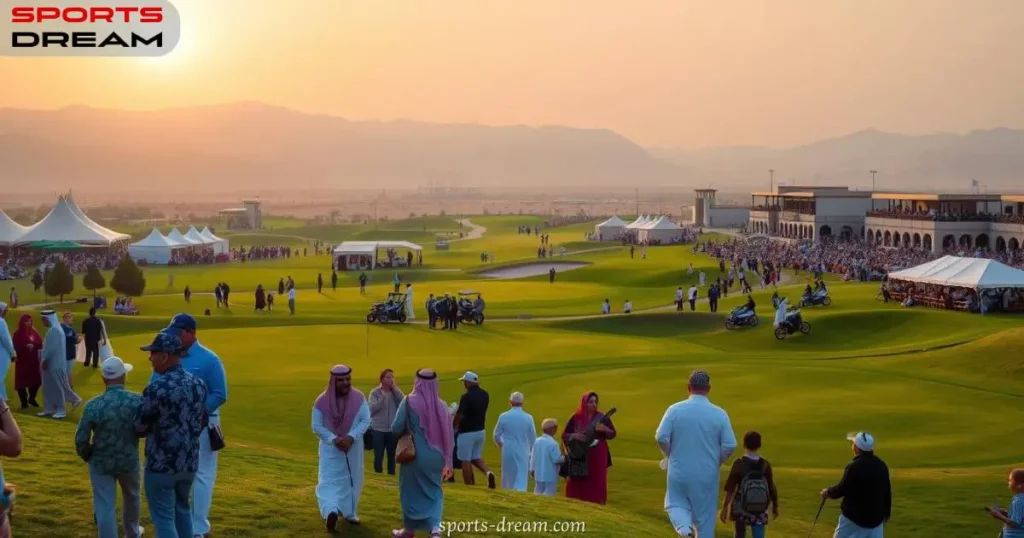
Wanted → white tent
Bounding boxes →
[128,228,181,264]
[165,228,199,246]
[333,241,422,270]
[185,226,212,245]
[594,215,626,241]
[888,255,1024,289]
[66,194,130,242]
[17,196,125,245]
[626,215,651,229]
[200,226,229,254]
[0,210,29,246]
[637,216,683,243]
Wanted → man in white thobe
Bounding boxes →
[530,418,563,496]
[312,365,370,531]
[492,392,536,492]
[39,310,81,419]
[656,370,737,538]
[699,270,706,287]
[405,284,416,320]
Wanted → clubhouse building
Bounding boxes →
[747,187,1024,253]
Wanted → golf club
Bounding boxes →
[806,497,827,538]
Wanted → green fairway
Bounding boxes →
[3,216,1021,537]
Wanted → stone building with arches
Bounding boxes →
[864,193,1024,254]
[747,186,874,243]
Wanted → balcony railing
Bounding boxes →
[867,210,1024,223]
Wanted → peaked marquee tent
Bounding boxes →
[888,255,1024,289]
[128,228,183,264]
[17,195,128,245]
[185,226,212,245]
[166,228,199,246]
[626,215,651,229]
[637,215,683,243]
[200,226,229,254]
[0,210,29,247]
[334,241,422,271]
[594,215,626,240]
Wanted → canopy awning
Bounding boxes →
[333,241,423,254]
[888,255,1024,288]
[596,215,626,228]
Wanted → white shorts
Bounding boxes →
[456,431,485,462]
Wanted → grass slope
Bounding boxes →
[3,215,1021,537]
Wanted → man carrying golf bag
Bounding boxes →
[820,432,891,537]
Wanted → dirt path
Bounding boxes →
[452,219,486,241]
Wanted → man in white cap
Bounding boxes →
[821,432,891,538]
[39,310,81,419]
[453,371,495,488]
[75,357,144,538]
[492,391,536,492]
[655,369,737,537]
[531,419,564,496]
[0,303,13,402]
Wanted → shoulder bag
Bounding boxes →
[395,402,416,464]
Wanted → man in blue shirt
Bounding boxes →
[153,314,227,538]
[135,330,208,538]
[61,311,80,382]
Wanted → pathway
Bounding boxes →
[452,219,486,241]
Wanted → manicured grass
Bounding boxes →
[3,215,1021,537]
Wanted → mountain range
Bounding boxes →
[1,103,1022,195]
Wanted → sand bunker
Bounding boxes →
[479,262,589,279]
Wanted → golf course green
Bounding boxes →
[4,215,1021,537]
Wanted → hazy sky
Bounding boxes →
[3,0,1023,148]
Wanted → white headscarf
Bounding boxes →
[773,298,788,328]
[42,310,59,327]
[0,302,6,315]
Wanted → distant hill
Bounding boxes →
[651,128,1024,192]
[4,104,1022,195]
[0,103,683,193]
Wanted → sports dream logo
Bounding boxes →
[2,0,180,57]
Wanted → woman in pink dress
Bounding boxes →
[12,314,42,409]
[562,391,616,505]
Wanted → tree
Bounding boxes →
[30,270,44,292]
[110,256,146,297]
[44,259,74,303]
[82,264,106,297]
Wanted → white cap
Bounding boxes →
[846,431,875,451]
[459,371,479,383]
[509,391,524,405]
[101,357,134,380]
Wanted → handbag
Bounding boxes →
[395,410,416,464]
[362,429,374,451]
[207,425,225,452]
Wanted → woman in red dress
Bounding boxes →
[562,391,616,505]
[11,314,41,409]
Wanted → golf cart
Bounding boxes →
[456,290,485,325]
[773,298,810,340]
[367,292,408,324]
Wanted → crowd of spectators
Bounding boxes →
[868,208,1024,224]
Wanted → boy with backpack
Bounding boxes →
[720,431,778,538]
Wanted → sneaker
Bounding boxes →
[36,411,52,417]
[28,399,39,408]
[487,472,496,490]
[53,413,67,420]
[326,512,338,532]
[72,399,83,410]
[345,516,360,525]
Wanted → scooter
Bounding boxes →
[725,307,759,330]
[800,289,832,307]
[774,309,811,340]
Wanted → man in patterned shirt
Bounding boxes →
[75,357,144,538]
[134,330,208,538]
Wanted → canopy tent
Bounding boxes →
[888,255,1024,289]
[65,194,130,242]
[128,228,183,264]
[594,215,626,241]
[165,228,199,246]
[637,216,683,243]
[17,196,127,245]
[28,240,82,250]
[199,226,229,254]
[185,226,213,246]
[626,215,651,229]
[333,240,422,270]
[0,210,29,246]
